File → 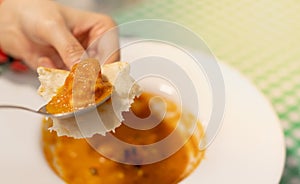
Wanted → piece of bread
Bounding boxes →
[37,67,69,103]
[37,62,142,138]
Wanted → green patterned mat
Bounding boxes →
[112,0,300,183]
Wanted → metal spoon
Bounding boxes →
[0,94,111,119]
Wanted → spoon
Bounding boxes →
[0,94,111,119]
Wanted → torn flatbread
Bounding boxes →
[37,61,142,138]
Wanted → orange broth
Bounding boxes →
[42,92,205,184]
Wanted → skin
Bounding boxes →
[0,0,119,70]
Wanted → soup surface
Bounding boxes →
[42,92,205,184]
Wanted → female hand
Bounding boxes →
[0,0,119,70]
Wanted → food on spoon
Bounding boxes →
[37,60,141,138]
[46,58,113,114]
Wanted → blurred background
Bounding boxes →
[57,0,300,183]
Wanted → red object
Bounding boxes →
[10,60,28,72]
[0,49,8,63]
[0,48,28,72]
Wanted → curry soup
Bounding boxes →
[42,92,205,184]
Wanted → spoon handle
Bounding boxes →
[0,105,47,116]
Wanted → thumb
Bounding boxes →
[42,24,85,69]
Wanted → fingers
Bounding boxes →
[89,16,120,64]
[49,26,85,69]
[36,18,85,69]
[37,57,56,68]
[36,49,66,69]
[39,4,119,67]
[62,7,120,64]
[21,42,66,69]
